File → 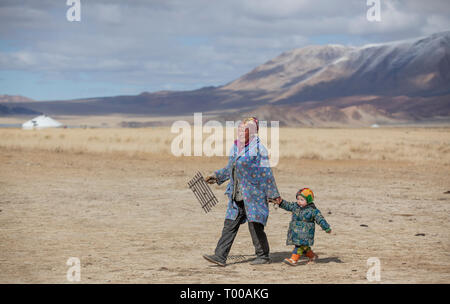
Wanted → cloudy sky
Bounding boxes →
[1,0,449,101]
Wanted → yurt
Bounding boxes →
[22,115,63,130]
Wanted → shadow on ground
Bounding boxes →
[224,252,343,265]
[270,251,343,264]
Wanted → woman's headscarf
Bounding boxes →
[236,117,259,153]
[243,117,259,132]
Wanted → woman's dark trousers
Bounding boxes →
[214,200,270,263]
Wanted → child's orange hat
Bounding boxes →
[296,188,314,203]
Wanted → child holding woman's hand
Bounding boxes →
[272,188,331,266]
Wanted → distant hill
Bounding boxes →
[234,95,450,127]
[0,104,41,116]
[1,31,449,126]
[0,95,41,116]
[0,95,35,103]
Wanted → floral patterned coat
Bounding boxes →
[214,136,280,226]
[279,200,330,246]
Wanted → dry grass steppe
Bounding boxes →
[0,127,449,283]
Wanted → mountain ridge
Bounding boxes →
[1,31,449,126]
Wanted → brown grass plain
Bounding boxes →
[0,127,449,283]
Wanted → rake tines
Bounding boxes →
[187,172,219,213]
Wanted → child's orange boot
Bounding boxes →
[283,254,300,266]
[305,250,318,264]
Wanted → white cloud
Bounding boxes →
[0,0,449,95]
[422,15,450,35]
[94,4,123,24]
[240,0,309,19]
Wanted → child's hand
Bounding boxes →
[268,197,282,205]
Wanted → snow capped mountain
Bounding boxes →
[1,31,449,126]
[221,31,450,103]
[222,44,353,93]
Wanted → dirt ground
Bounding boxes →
[0,147,449,283]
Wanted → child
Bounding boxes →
[272,188,331,266]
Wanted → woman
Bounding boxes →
[203,117,281,266]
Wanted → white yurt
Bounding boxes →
[22,115,63,130]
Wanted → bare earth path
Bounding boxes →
[0,148,449,283]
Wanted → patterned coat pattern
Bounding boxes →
[279,200,330,246]
[214,136,279,226]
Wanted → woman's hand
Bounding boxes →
[204,175,218,184]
